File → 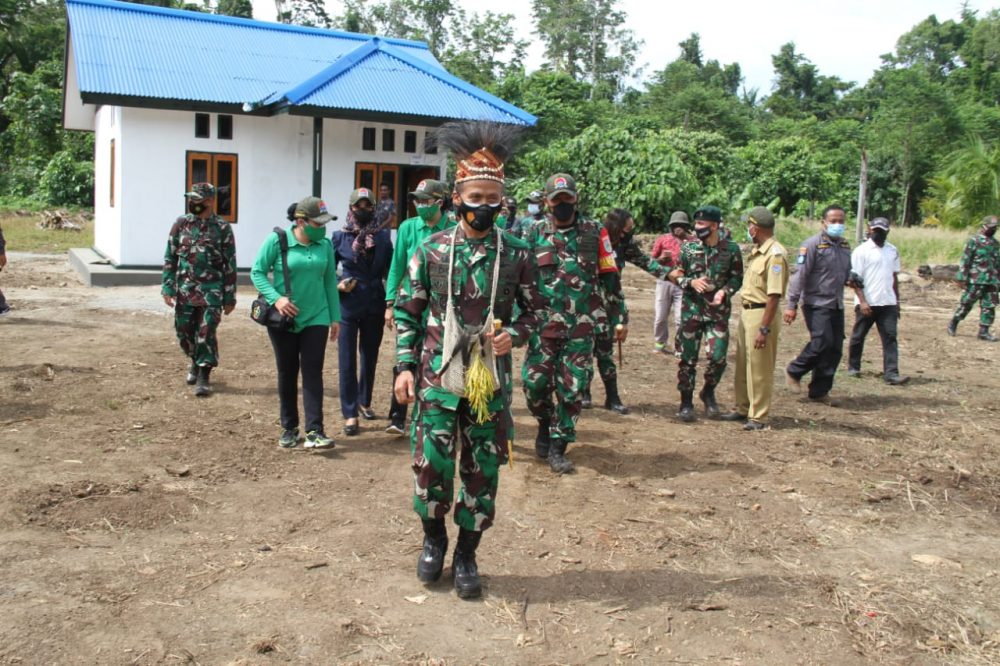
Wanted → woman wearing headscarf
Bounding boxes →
[332,188,393,435]
[251,196,341,449]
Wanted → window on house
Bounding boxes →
[109,139,116,208]
[424,132,437,154]
[194,113,210,138]
[404,130,417,153]
[382,128,395,152]
[217,114,233,140]
[186,151,238,223]
[362,127,376,151]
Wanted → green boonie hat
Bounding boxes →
[747,206,775,229]
[544,173,577,199]
[409,179,447,201]
[184,182,216,201]
[693,205,723,224]
[349,188,374,206]
[982,215,998,230]
[668,211,690,227]
[527,190,544,204]
[295,195,333,223]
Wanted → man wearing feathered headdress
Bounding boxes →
[393,121,544,599]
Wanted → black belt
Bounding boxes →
[743,301,766,309]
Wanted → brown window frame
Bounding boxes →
[185,150,239,223]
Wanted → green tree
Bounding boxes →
[216,0,252,18]
[923,138,1000,228]
[766,42,852,119]
[729,136,837,215]
[441,11,527,91]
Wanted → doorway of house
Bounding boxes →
[355,162,440,228]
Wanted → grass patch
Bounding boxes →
[1,209,94,255]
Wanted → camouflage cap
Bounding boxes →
[295,196,333,224]
[693,205,723,224]
[668,210,691,227]
[409,179,447,201]
[349,188,374,206]
[184,182,216,201]
[870,217,890,230]
[982,215,998,230]
[747,206,775,229]
[544,173,577,199]
[527,190,544,204]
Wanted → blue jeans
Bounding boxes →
[338,312,384,418]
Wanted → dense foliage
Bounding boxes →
[2,0,998,228]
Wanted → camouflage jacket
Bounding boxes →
[508,214,544,239]
[522,215,625,338]
[395,224,543,409]
[615,236,671,279]
[957,233,999,286]
[162,213,237,307]
[676,238,744,321]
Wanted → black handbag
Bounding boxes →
[250,226,295,331]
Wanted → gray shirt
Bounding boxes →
[786,231,852,310]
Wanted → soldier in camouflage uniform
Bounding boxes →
[508,190,545,238]
[162,183,237,397]
[669,206,743,422]
[394,121,542,599]
[948,215,1000,342]
[582,207,670,414]
[521,173,626,474]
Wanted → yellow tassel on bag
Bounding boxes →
[465,342,494,425]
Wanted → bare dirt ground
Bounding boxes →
[1,253,999,665]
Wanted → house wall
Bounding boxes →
[103,110,446,267]
[92,105,123,264]
[62,37,97,132]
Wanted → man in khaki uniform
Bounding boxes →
[722,207,788,430]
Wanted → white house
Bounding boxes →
[62,0,535,270]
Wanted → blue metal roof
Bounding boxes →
[66,0,536,126]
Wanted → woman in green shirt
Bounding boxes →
[251,196,341,449]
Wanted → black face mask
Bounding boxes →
[694,225,713,240]
[620,231,634,247]
[189,202,206,215]
[551,201,576,224]
[870,229,888,246]
[985,228,997,238]
[458,201,500,232]
[353,208,373,225]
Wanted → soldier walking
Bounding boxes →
[161,183,237,396]
[394,121,542,599]
[948,215,999,342]
[521,174,626,474]
[669,206,743,422]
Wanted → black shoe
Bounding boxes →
[580,387,593,410]
[194,366,211,397]
[743,419,770,431]
[947,319,958,337]
[678,391,696,422]
[385,420,405,436]
[884,374,910,385]
[453,528,482,599]
[547,440,574,474]
[343,422,360,436]
[699,385,720,418]
[417,519,448,583]
[603,378,629,415]
[720,411,747,422]
[185,361,198,385]
[534,421,551,459]
[978,325,998,342]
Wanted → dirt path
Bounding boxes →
[1,254,998,664]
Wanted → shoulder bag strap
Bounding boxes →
[273,226,293,300]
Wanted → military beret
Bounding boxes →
[693,205,723,224]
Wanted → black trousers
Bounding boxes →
[338,312,384,418]
[267,325,328,433]
[848,305,899,378]
[388,366,409,424]
[787,305,844,399]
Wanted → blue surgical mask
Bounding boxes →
[746,227,754,243]
[826,223,846,238]
[527,203,541,215]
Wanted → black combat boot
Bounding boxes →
[580,384,593,409]
[534,420,551,459]
[417,518,448,583]
[194,366,212,397]
[452,528,482,599]
[979,325,998,342]
[678,391,696,423]
[947,318,958,336]
[185,360,198,385]
[548,440,575,474]
[603,378,629,415]
[699,385,720,418]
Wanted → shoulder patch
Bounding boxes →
[797,246,807,264]
[772,264,782,273]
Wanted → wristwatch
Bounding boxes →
[395,362,416,374]
[759,326,770,335]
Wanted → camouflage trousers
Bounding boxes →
[174,304,221,367]
[954,284,997,326]
[522,334,594,444]
[592,327,617,383]
[411,398,508,532]
[676,315,729,393]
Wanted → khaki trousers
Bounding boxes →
[734,308,781,422]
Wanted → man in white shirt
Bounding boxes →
[847,217,908,385]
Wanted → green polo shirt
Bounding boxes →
[385,212,457,305]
